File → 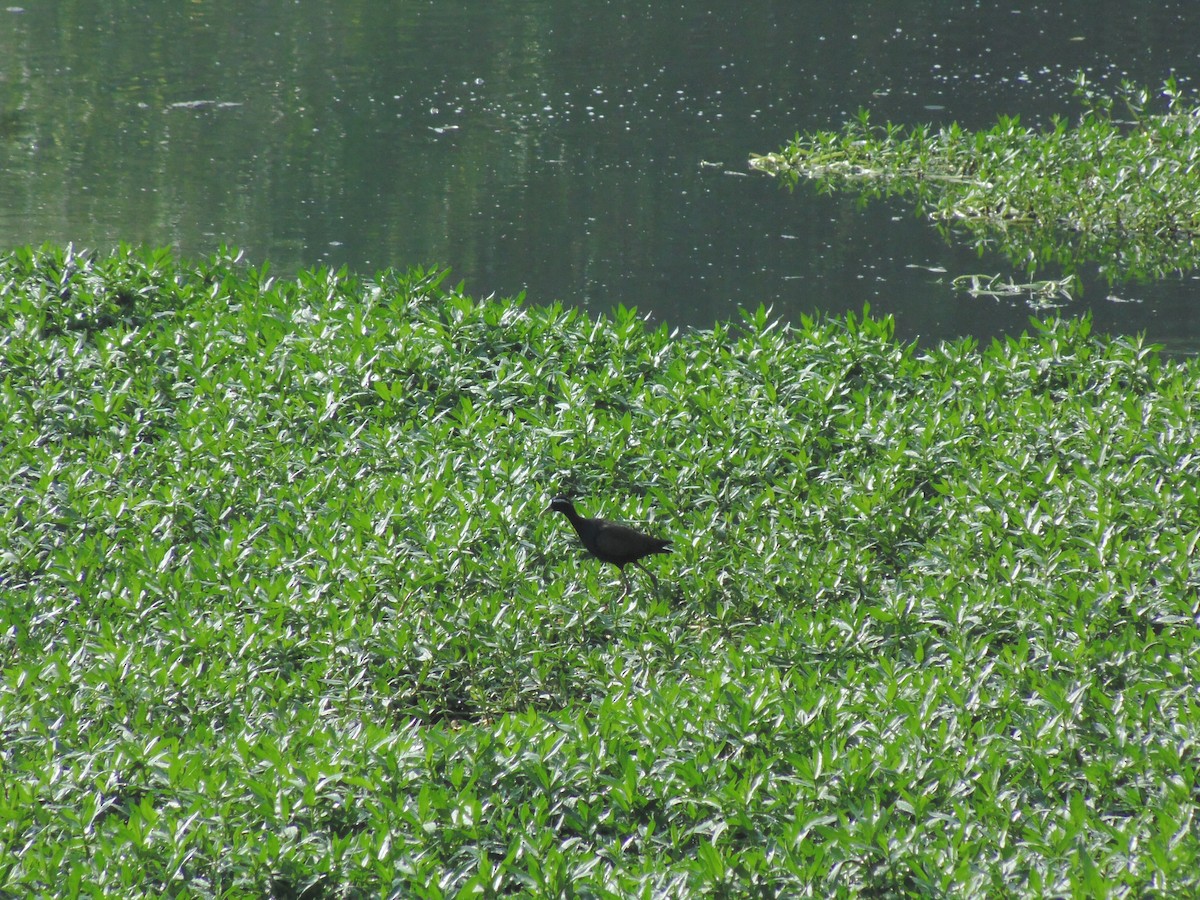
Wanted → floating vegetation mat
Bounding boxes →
[3,244,1200,896]
[753,76,1200,284]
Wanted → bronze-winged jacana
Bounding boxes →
[547,496,672,597]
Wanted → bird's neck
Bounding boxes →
[561,507,590,534]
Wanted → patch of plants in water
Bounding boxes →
[2,244,1200,896]
[751,75,1200,288]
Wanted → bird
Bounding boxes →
[546,496,672,598]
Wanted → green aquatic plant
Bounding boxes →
[2,245,1199,896]
[752,75,1200,284]
[952,273,1078,308]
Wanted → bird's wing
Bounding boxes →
[593,522,657,561]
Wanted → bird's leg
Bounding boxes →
[633,559,659,591]
[615,569,630,614]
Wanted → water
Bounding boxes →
[1,1,1198,350]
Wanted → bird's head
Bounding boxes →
[546,496,575,515]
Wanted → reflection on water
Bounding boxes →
[0,0,1198,350]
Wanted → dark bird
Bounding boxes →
[547,496,672,598]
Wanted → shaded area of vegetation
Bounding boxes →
[2,245,1200,896]
[752,76,1200,286]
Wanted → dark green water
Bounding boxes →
[1,1,1198,349]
